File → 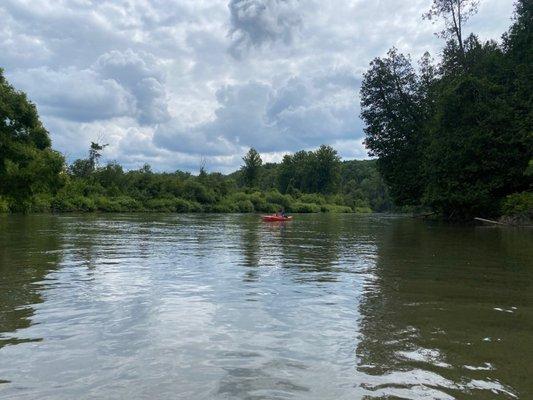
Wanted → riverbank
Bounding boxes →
[0,191,372,214]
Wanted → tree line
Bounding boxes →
[361,0,532,220]
[0,68,391,214]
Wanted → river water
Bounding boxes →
[0,214,531,399]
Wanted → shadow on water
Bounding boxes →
[356,218,533,399]
[0,215,63,348]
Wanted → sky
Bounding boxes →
[0,0,516,173]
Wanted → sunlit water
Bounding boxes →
[0,214,532,399]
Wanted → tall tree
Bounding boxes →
[69,141,108,178]
[0,69,64,207]
[424,73,529,219]
[241,147,262,187]
[313,145,341,194]
[360,48,427,205]
[424,0,479,60]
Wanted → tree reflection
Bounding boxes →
[355,218,533,398]
[0,215,63,348]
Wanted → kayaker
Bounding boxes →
[277,208,287,217]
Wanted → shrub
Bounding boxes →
[249,192,269,211]
[187,201,203,212]
[299,193,326,205]
[263,203,282,213]
[501,192,533,217]
[320,204,353,213]
[174,198,192,213]
[0,197,10,213]
[265,190,293,209]
[210,203,237,213]
[183,180,216,204]
[51,196,75,212]
[290,202,321,213]
[145,198,176,212]
[95,196,122,212]
[115,196,143,211]
[231,192,250,202]
[236,199,254,213]
[51,195,96,212]
[327,194,346,206]
[30,194,53,213]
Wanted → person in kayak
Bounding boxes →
[276,208,287,218]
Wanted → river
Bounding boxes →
[0,214,531,399]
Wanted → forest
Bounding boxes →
[360,0,532,221]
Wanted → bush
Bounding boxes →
[210,203,237,213]
[265,190,293,209]
[174,198,192,213]
[231,192,250,202]
[300,193,326,205]
[501,192,533,217]
[249,192,269,211]
[30,194,53,212]
[94,196,122,212]
[320,204,353,213]
[183,180,216,204]
[236,199,254,213]
[187,201,203,212]
[0,197,10,213]
[262,203,281,213]
[327,194,346,206]
[145,198,176,212]
[115,196,143,211]
[290,202,321,213]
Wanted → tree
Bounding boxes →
[313,145,341,194]
[241,148,262,187]
[88,141,108,170]
[69,141,108,178]
[424,74,530,219]
[0,68,64,207]
[423,0,479,59]
[360,48,427,205]
[503,0,533,163]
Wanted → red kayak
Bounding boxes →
[262,215,293,222]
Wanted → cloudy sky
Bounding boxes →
[1,0,515,172]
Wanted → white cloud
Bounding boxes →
[228,0,303,58]
[0,0,516,172]
[10,67,136,122]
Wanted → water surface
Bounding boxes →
[0,214,532,399]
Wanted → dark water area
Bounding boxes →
[0,213,532,399]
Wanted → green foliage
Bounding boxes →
[145,198,177,212]
[501,192,533,217]
[0,69,65,206]
[236,199,254,213]
[361,48,429,206]
[241,148,262,187]
[290,202,321,213]
[0,197,10,213]
[265,190,293,209]
[278,146,341,194]
[360,2,532,220]
[182,180,216,204]
[299,193,327,205]
[320,204,353,213]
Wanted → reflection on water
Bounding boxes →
[0,214,532,399]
